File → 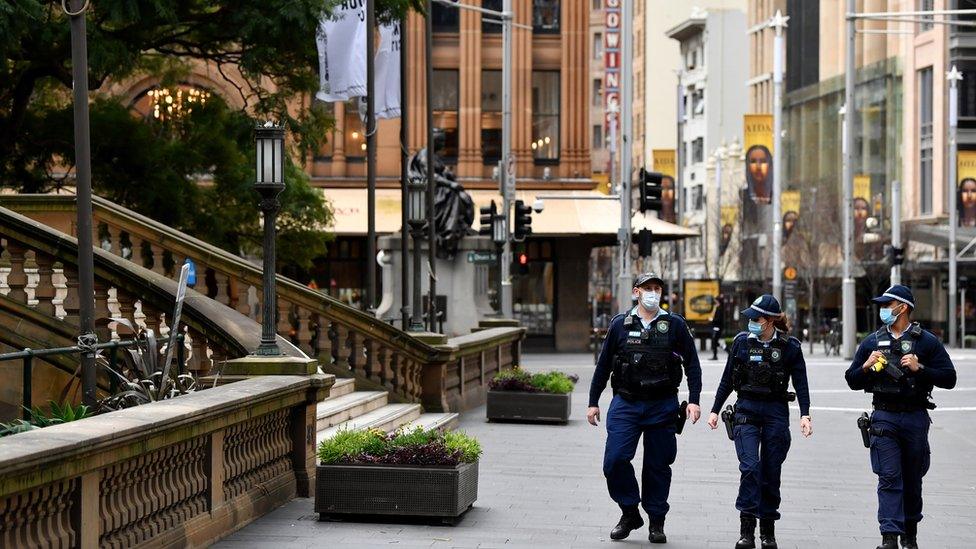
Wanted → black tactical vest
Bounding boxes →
[868,323,925,401]
[732,333,792,401]
[612,314,683,400]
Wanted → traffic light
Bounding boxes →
[637,228,653,257]
[479,200,497,237]
[513,200,532,242]
[513,252,529,275]
[638,169,665,213]
[892,246,905,266]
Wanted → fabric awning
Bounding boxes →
[321,188,700,240]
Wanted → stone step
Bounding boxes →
[315,391,389,431]
[316,403,423,445]
[327,378,356,399]
[401,412,460,433]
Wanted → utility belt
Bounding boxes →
[872,399,935,413]
[616,386,679,402]
[736,389,796,403]
[856,406,934,449]
[719,404,763,441]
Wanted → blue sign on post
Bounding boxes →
[184,258,197,287]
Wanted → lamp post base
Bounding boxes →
[255,341,282,356]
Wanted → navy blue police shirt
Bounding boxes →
[710,331,811,417]
[588,307,703,408]
[845,324,956,400]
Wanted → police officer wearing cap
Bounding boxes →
[707,295,811,549]
[845,285,956,549]
[587,273,703,544]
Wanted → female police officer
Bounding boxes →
[707,295,812,549]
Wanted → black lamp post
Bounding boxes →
[254,122,286,355]
[407,175,427,332]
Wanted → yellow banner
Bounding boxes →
[854,175,871,200]
[721,206,739,226]
[683,280,720,323]
[744,114,773,204]
[593,173,611,195]
[959,151,976,227]
[652,149,677,223]
[781,190,801,215]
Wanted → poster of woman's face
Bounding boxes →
[746,145,772,204]
[782,211,798,242]
[662,175,676,223]
[960,178,976,228]
[853,197,869,240]
[720,223,733,255]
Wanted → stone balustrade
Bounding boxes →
[0,375,333,548]
[1,195,525,412]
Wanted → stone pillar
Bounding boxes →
[513,0,534,174]
[332,101,347,176]
[554,238,591,352]
[559,0,588,178]
[457,4,483,177]
[407,11,427,154]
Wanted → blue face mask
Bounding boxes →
[879,306,901,326]
[747,320,763,335]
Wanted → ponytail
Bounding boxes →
[770,313,792,333]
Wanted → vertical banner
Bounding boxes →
[744,114,773,204]
[652,149,677,223]
[375,22,401,119]
[958,151,976,227]
[781,190,801,241]
[720,206,738,255]
[683,280,720,324]
[853,174,871,239]
[316,2,368,102]
[603,0,621,134]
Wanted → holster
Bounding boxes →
[721,404,735,441]
[675,400,688,435]
[857,412,871,449]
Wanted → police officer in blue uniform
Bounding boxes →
[845,285,956,549]
[707,295,812,549]
[587,273,703,544]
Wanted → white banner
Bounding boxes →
[316,2,367,102]
[375,22,401,119]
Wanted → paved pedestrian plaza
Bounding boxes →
[217,349,976,548]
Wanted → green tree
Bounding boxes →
[0,0,422,267]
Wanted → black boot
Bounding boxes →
[735,515,757,549]
[901,522,918,549]
[759,518,777,549]
[877,533,899,549]
[609,507,643,540]
[647,518,667,544]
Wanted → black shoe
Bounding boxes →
[736,516,757,549]
[759,518,778,549]
[901,522,918,549]
[877,533,899,549]
[648,519,667,544]
[609,508,644,540]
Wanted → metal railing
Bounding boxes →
[0,334,186,419]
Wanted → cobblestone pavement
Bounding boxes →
[216,348,976,548]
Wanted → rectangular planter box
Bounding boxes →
[315,461,478,519]
[486,390,571,423]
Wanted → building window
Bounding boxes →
[959,0,976,30]
[592,124,603,150]
[482,0,502,33]
[432,1,459,32]
[919,66,933,214]
[593,32,603,60]
[482,69,502,164]
[592,78,602,107]
[692,89,704,117]
[959,61,976,124]
[918,0,934,32]
[433,69,459,162]
[343,99,365,159]
[692,184,704,211]
[592,0,601,10]
[692,138,704,163]
[532,71,560,162]
[532,0,559,34]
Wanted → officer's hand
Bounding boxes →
[587,406,601,426]
[707,412,719,430]
[800,416,813,438]
[862,350,884,371]
[901,354,920,373]
[686,403,701,424]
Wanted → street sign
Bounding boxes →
[783,281,797,300]
[504,153,516,200]
[783,266,797,281]
[467,251,498,264]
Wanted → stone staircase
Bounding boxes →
[315,378,459,445]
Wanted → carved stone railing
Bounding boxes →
[1,195,525,412]
[0,375,333,548]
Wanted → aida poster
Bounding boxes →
[720,206,738,255]
[781,190,801,241]
[744,114,773,204]
[652,149,677,223]
[958,151,976,227]
[854,175,871,239]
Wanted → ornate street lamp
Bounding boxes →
[254,121,286,355]
[407,175,427,331]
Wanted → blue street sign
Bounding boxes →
[184,258,197,287]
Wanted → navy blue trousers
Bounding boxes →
[732,399,791,520]
[603,394,678,520]
[869,409,931,535]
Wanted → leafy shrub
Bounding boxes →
[318,426,481,466]
[489,367,576,395]
[0,401,92,438]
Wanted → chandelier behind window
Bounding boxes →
[144,86,211,122]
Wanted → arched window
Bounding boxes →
[130,84,213,122]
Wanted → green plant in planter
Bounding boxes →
[318,427,482,466]
[444,431,482,463]
[0,400,92,437]
[318,428,387,464]
[489,367,577,394]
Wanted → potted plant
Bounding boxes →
[486,367,577,423]
[315,427,481,522]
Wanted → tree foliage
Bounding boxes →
[0,0,422,268]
